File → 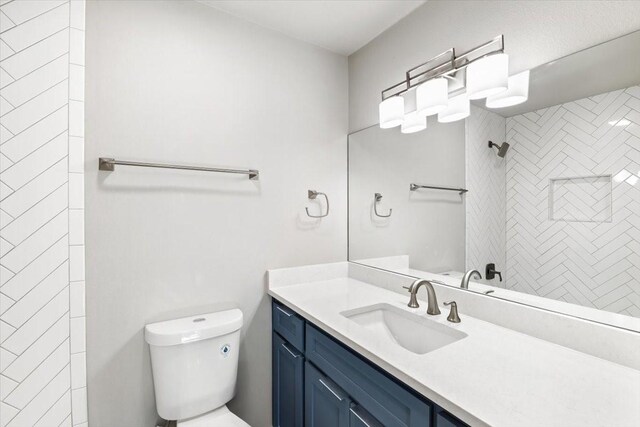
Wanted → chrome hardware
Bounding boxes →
[461,269,482,289]
[444,301,461,323]
[405,279,441,315]
[318,378,343,401]
[98,157,259,180]
[275,305,294,317]
[374,193,392,218]
[410,183,468,195]
[306,190,329,218]
[382,35,504,100]
[281,343,300,358]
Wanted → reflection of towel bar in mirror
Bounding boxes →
[374,193,392,218]
[410,183,468,195]
[306,190,329,218]
[98,157,259,180]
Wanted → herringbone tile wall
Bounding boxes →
[465,105,506,287]
[505,86,640,317]
[0,1,87,426]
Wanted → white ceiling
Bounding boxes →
[197,0,426,56]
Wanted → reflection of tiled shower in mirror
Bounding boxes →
[468,85,640,317]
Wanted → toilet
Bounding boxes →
[145,309,250,426]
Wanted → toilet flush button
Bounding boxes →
[220,344,231,357]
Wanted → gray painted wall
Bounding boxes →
[349,0,640,132]
[348,119,465,273]
[84,1,347,426]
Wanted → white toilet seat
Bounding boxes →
[176,405,250,427]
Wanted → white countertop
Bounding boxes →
[268,275,640,427]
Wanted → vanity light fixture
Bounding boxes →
[486,70,530,108]
[416,78,448,116]
[438,93,470,123]
[379,96,405,128]
[466,53,509,100]
[401,111,427,133]
[378,35,529,133]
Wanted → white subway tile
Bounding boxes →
[0,80,68,135]
[3,340,69,408]
[70,281,85,317]
[2,314,68,383]
[69,100,84,137]
[71,352,86,389]
[69,136,84,173]
[70,316,85,354]
[0,159,67,218]
[0,29,69,80]
[71,387,88,425]
[69,245,85,282]
[69,28,84,66]
[70,0,85,31]
[69,64,84,101]
[1,288,68,355]
[69,172,84,209]
[0,2,69,52]
[69,209,84,246]
[0,54,68,107]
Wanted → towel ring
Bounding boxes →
[374,193,392,218]
[306,190,329,218]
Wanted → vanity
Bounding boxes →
[269,29,640,427]
[268,262,640,427]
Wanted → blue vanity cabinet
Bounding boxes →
[305,361,350,427]
[349,404,384,427]
[271,300,468,427]
[273,332,304,427]
[434,406,468,427]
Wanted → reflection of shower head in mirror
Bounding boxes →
[488,140,510,158]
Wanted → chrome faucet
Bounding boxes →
[461,269,482,289]
[405,279,441,315]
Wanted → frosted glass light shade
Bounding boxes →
[486,70,530,108]
[379,97,404,128]
[416,78,448,117]
[401,111,427,134]
[438,93,470,123]
[467,53,509,100]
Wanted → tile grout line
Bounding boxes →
[0,0,69,37]
[0,180,67,231]
[0,25,69,63]
[0,104,68,150]
[0,78,69,119]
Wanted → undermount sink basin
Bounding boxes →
[341,303,467,354]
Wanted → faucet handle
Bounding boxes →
[443,301,461,323]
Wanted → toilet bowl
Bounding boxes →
[145,309,250,426]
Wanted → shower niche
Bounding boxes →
[548,175,612,223]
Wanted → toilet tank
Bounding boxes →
[145,309,243,421]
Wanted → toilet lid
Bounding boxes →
[177,406,250,427]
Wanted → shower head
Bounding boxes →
[488,140,510,158]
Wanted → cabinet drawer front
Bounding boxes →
[272,300,305,352]
[305,362,350,427]
[350,404,384,427]
[306,325,431,427]
[272,333,304,427]
[435,410,468,427]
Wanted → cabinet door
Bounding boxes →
[273,333,304,427]
[305,362,350,427]
[349,404,384,427]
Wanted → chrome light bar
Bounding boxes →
[381,35,504,101]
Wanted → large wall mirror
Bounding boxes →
[348,30,640,332]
